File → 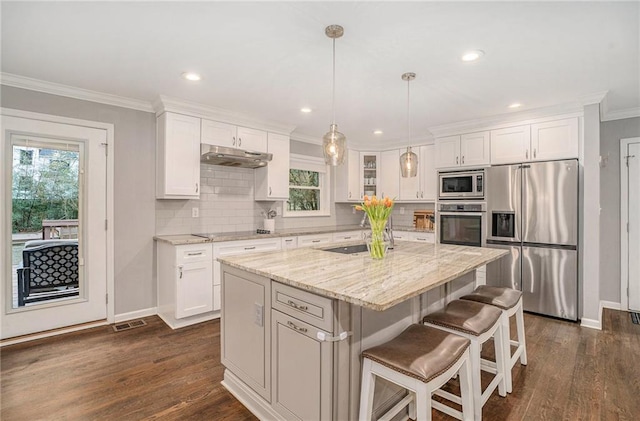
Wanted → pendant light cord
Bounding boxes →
[332,37,336,125]
[406,77,411,151]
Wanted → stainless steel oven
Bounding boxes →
[438,202,487,247]
[438,169,485,200]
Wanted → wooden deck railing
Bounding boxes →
[42,219,79,239]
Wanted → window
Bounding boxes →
[284,154,330,217]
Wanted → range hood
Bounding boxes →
[200,144,272,169]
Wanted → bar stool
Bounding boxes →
[359,324,474,421]
[423,300,507,421]
[460,285,527,393]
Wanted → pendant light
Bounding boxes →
[400,72,418,178]
[322,25,346,166]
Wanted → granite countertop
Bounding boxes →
[154,225,434,245]
[218,242,507,311]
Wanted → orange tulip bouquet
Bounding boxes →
[355,195,394,259]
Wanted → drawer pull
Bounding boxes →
[287,321,307,333]
[343,236,352,239]
[312,240,321,243]
[287,300,308,311]
[244,246,256,250]
[187,252,203,256]
[285,239,293,242]
[417,238,427,241]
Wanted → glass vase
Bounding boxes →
[366,219,389,259]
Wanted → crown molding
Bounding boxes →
[154,95,296,135]
[290,132,322,145]
[580,91,608,106]
[602,106,640,122]
[428,101,585,138]
[0,72,155,113]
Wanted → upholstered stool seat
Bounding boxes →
[461,285,527,393]
[423,300,507,421]
[359,324,474,421]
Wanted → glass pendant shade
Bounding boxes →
[322,123,346,166]
[400,147,418,177]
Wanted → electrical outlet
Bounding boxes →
[276,206,282,216]
[352,206,356,214]
[254,303,264,327]
[400,207,405,215]
[191,207,199,218]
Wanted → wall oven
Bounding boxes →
[438,202,487,247]
[438,169,485,200]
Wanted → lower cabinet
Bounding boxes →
[271,310,333,421]
[157,242,214,329]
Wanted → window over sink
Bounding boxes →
[284,154,330,217]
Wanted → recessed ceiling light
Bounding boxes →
[181,72,201,81]
[300,107,312,113]
[373,130,383,135]
[508,103,522,109]
[461,50,484,62]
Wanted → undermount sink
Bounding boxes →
[324,244,369,254]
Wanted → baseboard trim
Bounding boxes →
[0,319,109,347]
[114,307,158,323]
[580,317,602,330]
[600,300,621,311]
[222,370,285,421]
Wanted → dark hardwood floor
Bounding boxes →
[1,309,638,420]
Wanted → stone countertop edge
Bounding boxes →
[218,244,507,312]
[154,225,434,245]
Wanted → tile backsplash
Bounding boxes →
[155,165,363,235]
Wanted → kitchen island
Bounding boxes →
[218,241,506,420]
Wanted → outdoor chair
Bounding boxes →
[16,239,79,306]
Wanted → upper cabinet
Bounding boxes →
[378,150,399,199]
[201,119,267,153]
[334,149,360,202]
[490,117,578,165]
[398,145,436,202]
[435,131,490,169]
[255,133,290,200]
[156,112,201,199]
[361,152,380,199]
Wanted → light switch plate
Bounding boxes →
[191,207,199,218]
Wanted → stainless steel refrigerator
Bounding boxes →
[486,159,578,320]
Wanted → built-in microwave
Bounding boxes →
[438,169,485,200]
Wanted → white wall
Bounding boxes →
[599,117,640,303]
[1,85,156,315]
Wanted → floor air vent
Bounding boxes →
[112,319,147,332]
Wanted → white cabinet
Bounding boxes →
[213,238,282,310]
[361,152,380,199]
[490,125,531,164]
[435,131,490,169]
[255,133,290,200]
[156,112,201,199]
[490,118,578,165]
[530,118,579,161]
[201,118,268,153]
[297,234,333,247]
[334,149,360,202]
[379,149,399,199]
[399,145,437,202]
[157,242,213,329]
[332,230,364,242]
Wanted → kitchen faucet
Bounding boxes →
[386,216,394,249]
[359,213,369,228]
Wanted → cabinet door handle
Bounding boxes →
[287,320,308,333]
[244,246,256,250]
[232,136,236,146]
[269,187,272,196]
[456,156,459,165]
[533,148,537,158]
[238,138,242,147]
[348,192,351,198]
[187,252,203,256]
[287,300,308,311]
[462,155,465,164]
[416,192,419,198]
[178,265,183,279]
[421,191,424,198]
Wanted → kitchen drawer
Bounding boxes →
[281,236,298,249]
[332,230,364,242]
[392,231,411,241]
[214,238,282,257]
[176,243,212,264]
[411,232,435,243]
[272,281,333,331]
[297,233,333,247]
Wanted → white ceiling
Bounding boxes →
[1,2,639,148]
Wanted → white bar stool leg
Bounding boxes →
[458,350,475,421]
[359,359,375,421]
